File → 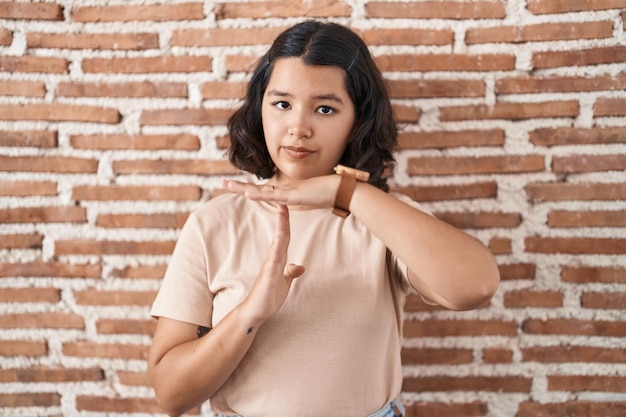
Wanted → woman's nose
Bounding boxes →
[287,110,312,139]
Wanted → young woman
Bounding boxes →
[148,20,499,417]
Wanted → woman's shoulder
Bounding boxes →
[188,192,273,227]
[189,192,247,220]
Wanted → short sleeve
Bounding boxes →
[150,214,214,327]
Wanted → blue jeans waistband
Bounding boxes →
[367,399,405,417]
[218,399,405,417]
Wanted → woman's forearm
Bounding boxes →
[148,302,264,416]
[349,182,500,310]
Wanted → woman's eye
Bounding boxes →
[274,101,290,110]
[317,105,334,115]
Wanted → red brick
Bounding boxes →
[404,294,445,312]
[113,159,238,175]
[75,290,156,306]
[27,32,158,50]
[552,155,626,173]
[215,1,351,18]
[58,81,187,98]
[519,401,626,417]
[534,45,626,69]
[0,130,56,147]
[118,371,150,387]
[379,53,515,72]
[394,181,497,202]
[406,401,487,417]
[71,134,198,150]
[503,290,563,307]
[440,100,579,121]
[0,367,103,383]
[216,134,231,150]
[434,211,521,229]
[393,105,420,123]
[522,318,626,337]
[483,348,513,363]
[0,80,46,97]
[0,56,67,73]
[530,126,626,146]
[523,345,626,363]
[499,263,536,280]
[140,108,232,126]
[548,210,626,227]
[407,155,545,176]
[402,347,473,365]
[582,292,626,309]
[0,156,98,173]
[489,237,512,254]
[562,266,626,283]
[63,342,148,360]
[548,375,626,392]
[0,2,63,20]
[201,81,247,100]
[397,130,504,149]
[387,79,485,98]
[96,319,156,336]
[0,234,43,250]
[226,54,258,72]
[404,319,518,337]
[172,27,283,47]
[361,28,453,46]
[528,0,626,14]
[71,3,204,22]
[466,21,613,44]
[0,103,120,123]
[526,237,626,254]
[97,212,189,229]
[82,56,212,74]
[497,74,626,94]
[0,340,47,357]
[0,28,11,45]
[111,265,167,280]
[0,313,84,329]
[73,185,201,201]
[77,395,166,414]
[366,1,506,19]
[0,262,101,278]
[526,182,626,202]
[0,287,60,303]
[55,240,175,256]
[595,97,626,117]
[0,392,61,407]
[3,187,51,210]
[403,376,531,392]
[0,206,86,224]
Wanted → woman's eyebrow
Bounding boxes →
[266,89,345,105]
[315,94,345,105]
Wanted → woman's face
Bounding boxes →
[261,57,355,184]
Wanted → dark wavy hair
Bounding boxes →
[227,20,397,192]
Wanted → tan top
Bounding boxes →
[151,192,422,416]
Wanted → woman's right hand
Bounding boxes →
[242,204,305,323]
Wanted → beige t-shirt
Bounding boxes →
[151,192,420,416]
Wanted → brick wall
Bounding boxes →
[1,1,625,416]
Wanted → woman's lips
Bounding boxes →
[283,146,314,159]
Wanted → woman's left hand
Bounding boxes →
[221,176,340,209]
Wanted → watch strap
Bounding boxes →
[332,174,357,218]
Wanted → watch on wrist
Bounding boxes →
[332,164,370,218]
